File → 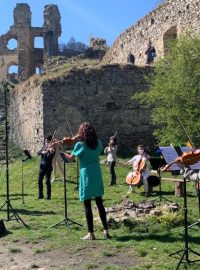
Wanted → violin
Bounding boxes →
[161,149,200,172]
[62,134,81,146]
[45,134,80,149]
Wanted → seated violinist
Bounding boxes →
[126,145,151,196]
[161,151,200,195]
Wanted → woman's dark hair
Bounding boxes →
[78,122,98,149]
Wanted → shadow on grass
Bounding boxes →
[115,233,200,245]
[0,208,56,216]
[0,193,34,198]
[0,230,13,238]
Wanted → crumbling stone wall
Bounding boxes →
[103,0,200,65]
[0,3,61,82]
[10,78,44,153]
[10,65,155,154]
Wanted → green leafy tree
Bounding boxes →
[134,35,200,146]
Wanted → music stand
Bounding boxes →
[49,152,82,228]
[170,177,200,269]
[149,156,172,202]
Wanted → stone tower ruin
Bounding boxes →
[0,3,61,82]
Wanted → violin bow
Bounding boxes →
[176,116,196,151]
[113,131,118,139]
[49,129,56,145]
[65,116,74,137]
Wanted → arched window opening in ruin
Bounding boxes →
[35,67,41,75]
[163,26,177,55]
[7,64,19,82]
[34,37,43,48]
[8,65,18,74]
[7,38,18,50]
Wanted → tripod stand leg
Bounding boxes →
[66,218,82,227]
[175,249,187,270]
[49,219,69,229]
[172,177,200,269]
[1,200,28,228]
[187,220,200,229]
[49,218,82,229]
[0,201,7,210]
[49,159,82,229]
[8,201,28,228]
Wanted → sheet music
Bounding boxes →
[159,146,180,171]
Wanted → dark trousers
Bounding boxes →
[109,161,116,185]
[38,169,52,198]
[83,197,108,233]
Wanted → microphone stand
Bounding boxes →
[49,153,82,228]
[170,177,200,269]
[0,81,28,227]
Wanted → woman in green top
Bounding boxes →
[64,122,110,240]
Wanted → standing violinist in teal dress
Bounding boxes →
[64,122,111,240]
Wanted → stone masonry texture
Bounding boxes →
[103,0,200,65]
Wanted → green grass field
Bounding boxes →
[0,154,200,270]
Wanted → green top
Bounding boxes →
[72,139,104,201]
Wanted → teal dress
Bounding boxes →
[72,139,104,201]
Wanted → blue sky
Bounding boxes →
[0,0,161,47]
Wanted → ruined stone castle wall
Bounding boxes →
[10,79,44,153]
[103,0,200,65]
[10,65,155,154]
[0,3,61,82]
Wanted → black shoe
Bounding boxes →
[109,182,116,186]
[47,196,51,200]
[104,233,112,239]
[38,195,44,199]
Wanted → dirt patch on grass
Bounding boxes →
[0,237,138,270]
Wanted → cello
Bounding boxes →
[126,154,147,187]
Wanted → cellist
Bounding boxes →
[126,144,150,196]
